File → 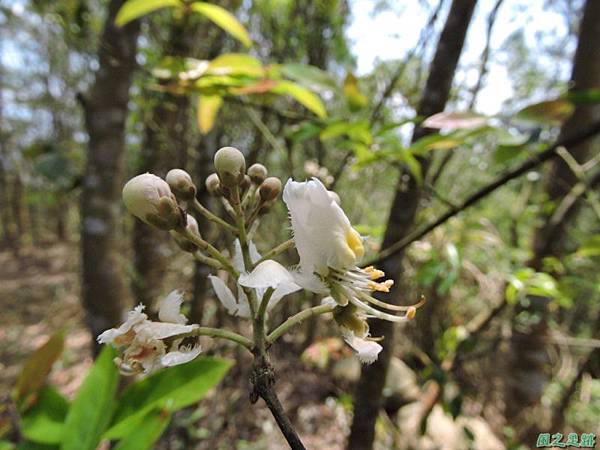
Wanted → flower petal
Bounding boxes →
[283,178,363,273]
[161,344,202,367]
[208,275,251,318]
[233,239,262,272]
[239,260,298,290]
[341,329,382,364]
[97,304,147,344]
[135,321,198,340]
[158,290,188,324]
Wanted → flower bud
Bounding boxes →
[122,173,183,230]
[170,214,200,252]
[259,177,282,202]
[214,146,246,187]
[166,169,196,201]
[241,174,251,193]
[328,190,341,205]
[333,306,368,338]
[205,173,221,195]
[247,163,267,184]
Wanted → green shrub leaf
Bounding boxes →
[60,346,119,450]
[104,357,233,439]
[21,387,69,445]
[115,0,182,27]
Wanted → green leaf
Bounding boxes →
[288,122,322,144]
[576,234,600,257]
[190,2,251,48]
[104,357,233,439]
[343,73,368,111]
[112,409,172,450]
[320,121,371,145]
[422,112,487,130]
[206,53,263,77]
[16,443,55,450]
[197,95,223,134]
[60,347,119,450]
[21,387,69,445]
[0,441,15,450]
[14,332,65,411]
[270,81,326,118]
[515,99,574,126]
[279,63,337,92]
[564,88,600,105]
[115,0,181,27]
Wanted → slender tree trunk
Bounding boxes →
[132,20,191,309]
[347,2,477,449]
[506,0,600,429]
[80,0,139,351]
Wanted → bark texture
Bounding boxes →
[80,0,139,350]
[347,2,477,449]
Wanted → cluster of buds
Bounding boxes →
[207,146,282,221]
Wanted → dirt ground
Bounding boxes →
[0,243,353,449]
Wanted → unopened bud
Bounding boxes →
[170,214,200,252]
[247,163,267,184]
[259,177,282,201]
[166,169,196,200]
[241,174,251,192]
[328,190,341,205]
[214,146,246,187]
[122,173,183,230]
[205,173,221,195]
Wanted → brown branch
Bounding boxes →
[367,120,600,267]
[250,355,306,450]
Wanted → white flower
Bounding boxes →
[97,292,201,375]
[283,178,422,363]
[341,329,382,365]
[209,240,301,318]
[158,290,188,324]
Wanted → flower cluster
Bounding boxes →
[97,291,201,374]
[99,145,421,374]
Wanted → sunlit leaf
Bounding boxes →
[231,79,279,94]
[190,2,251,47]
[152,57,209,80]
[515,99,574,125]
[115,0,181,27]
[60,347,119,450]
[422,112,487,130]
[14,332,65,411]
[21,387,69,445]
[197,95,223,134]
[343,73,368,111]
[280,63,337,92]
[112,409,172,450]
[104,357,233,439]
[575,234,600,257]
[270,81,326,118]
[206,53,263,77]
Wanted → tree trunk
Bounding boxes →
[506,0,600,429]
[80,0,139,351]
[347,2,477,449]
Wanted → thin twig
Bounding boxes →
[367,120,600,267]
[267,304,336,344]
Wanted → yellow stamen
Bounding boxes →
[345,227,364,259]
[367,279,394,292]
[364,266,385,280]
